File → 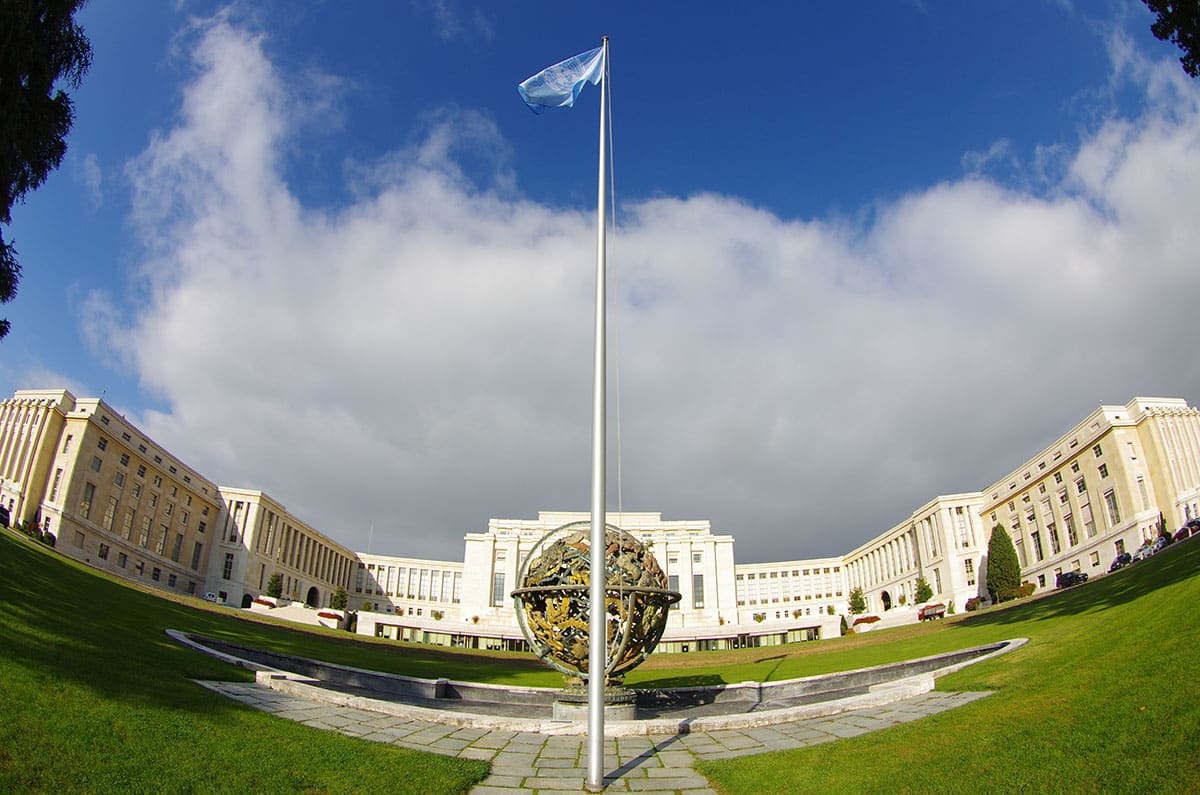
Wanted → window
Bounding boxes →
[693,574,705,608]
[1037,574,1046,588]
[1098,464,1109,479]
[97,437,108,450]
[1064,514,1078,546]
[90,456,103,473]
[1090,551,1100,566]
[151,567,161,582]
[98,543,110,560]
[1047,522,1061,555]
[113,472,125,487]
[692,551,702,564]
[131,484,141,500]
[62,434,73,453]
[1093,444,1103,457]
[117,552,127,568]
[197,521,206,534]
[102,496,118,532]
[964,559,976,587]
[1071,461,1080,473]
[136,465,146,478]
[1076,477,1087,494]
[170,533,183,563]
[168,573,177,587]
[153,475,162,488]
[1054,472,1062,484]
[223,553,234,580]
[155,525,169,555]
[49,469,63,501]
[119,453,130,466]
[191,542,204,570]
[80,482,96,519]
[1137,477,1149,510]
[1104,490,1121,526]
[139,517,151,548]
[1031,531,1044,561]
[165,503,173,517]
[668,574,680,609]
[490,572,506,607]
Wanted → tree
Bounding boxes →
[915,575,934,604]
[986,524,1021,602]
[0,0,93,339]
[329,586,347,610]
[265,572,283,598]
[847,586,867,615]
[1142,1,1200,78]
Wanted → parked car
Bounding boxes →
[918,603,946,621]
[201,592,222,604]
[1056,570,1088,588]
[1109,552,1132,571]
[1131,543,1155,562]
[0,504,9,528]
[1152,536,1169,554]
[1174,527,1191,543]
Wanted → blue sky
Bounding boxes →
[3,1,1199,563]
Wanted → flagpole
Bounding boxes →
[586,34,610,795]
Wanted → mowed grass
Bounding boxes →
[0,530,491,794]
[6,527,1200,793]
[698,539,1200,794]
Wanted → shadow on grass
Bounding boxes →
[629,673,728,688]
[951,537,1200,630]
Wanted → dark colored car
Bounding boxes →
[1109,552,1132,572]
[1056,570,1088,588]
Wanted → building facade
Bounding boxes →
[4,389,1200,653]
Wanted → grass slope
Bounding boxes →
[0,531,488,794]
[697,539,1200,794]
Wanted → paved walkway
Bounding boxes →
[200,680,989,794]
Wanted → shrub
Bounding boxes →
[266,573,283,599]
[915,576,934,603]
[848,586,867,615]
[329,586,348,610]
[826,605,835,615]
[965,596,982,612]
[40,531,55,547]
[947,599,956,615]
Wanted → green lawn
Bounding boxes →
[5,526,1200,793]
[698,539,1200,794]
[0,530,488,793]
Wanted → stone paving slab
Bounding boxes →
[198,679,991,793]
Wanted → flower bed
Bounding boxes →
[852,615,881,626]
[317,611,342,620]
[252,597,276,608]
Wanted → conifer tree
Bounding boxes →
[986,524,1021,601]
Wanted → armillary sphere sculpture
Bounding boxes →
[511,520,680,686]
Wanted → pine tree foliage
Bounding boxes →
[0,0,93,339]
[986,523,1022,601]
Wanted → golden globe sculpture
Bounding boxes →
[511,521,680,686]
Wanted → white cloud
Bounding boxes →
[111,15,1200,563]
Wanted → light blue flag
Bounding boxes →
[517,46,604,114]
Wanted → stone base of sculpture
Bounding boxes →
[551,685,637,721]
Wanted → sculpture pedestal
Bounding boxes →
[552,685,637,721]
